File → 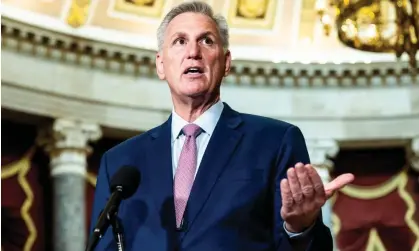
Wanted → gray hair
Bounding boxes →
[156,1,229,51]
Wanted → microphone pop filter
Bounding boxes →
[110,165,141,199]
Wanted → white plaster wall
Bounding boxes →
[2,49,419,140]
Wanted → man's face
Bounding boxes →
[156,12,231,100]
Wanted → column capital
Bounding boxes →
[37,118,102,176]
[305,139,337,232]
[306,139,339,170]
[38,118,102,154]
[410,137,419,171]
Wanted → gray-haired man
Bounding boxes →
[89,1,354,250]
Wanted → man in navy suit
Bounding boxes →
[89,1,354,250]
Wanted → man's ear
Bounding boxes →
[223,50,232,77]
[156,52,166,80]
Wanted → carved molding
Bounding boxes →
[2,17,418,88]
[411,137,419,172]
[306,139,339,170]
[38,118,102,153]
[305,139,339,185]
[37,118,102,176]
[54,118,101,150]
[3,82,419,140]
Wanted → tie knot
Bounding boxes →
[182,124,202,138]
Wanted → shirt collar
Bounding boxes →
[171,100,224,141]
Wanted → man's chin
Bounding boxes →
[180,83,208,97]
[184,91,207,98]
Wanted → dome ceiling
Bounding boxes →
[1,0,408,63]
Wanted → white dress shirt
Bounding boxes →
[171,100,224,178]
[170,100,311,238]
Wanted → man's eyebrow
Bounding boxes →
[171,31,187,39]
[170,31,217,40]
[198,31,216,39]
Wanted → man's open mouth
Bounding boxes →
[184,67,204,74]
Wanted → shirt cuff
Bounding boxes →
[283,222,315,238]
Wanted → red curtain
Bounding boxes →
[1,120,50,251]
[1,119,121,251]
[3,118,419,251]
[331,147,419,251]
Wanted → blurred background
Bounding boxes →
[1,0,418,250]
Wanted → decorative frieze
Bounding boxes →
[1,17,417,88]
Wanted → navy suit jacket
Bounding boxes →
[89,103,333,251]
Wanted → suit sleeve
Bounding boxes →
[88,152,115,251]
[273,125,333,251]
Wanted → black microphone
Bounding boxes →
[85,165,141,251]
[111,215,125,251]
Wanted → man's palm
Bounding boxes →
[280,164,354,233]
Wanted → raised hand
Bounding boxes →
[280,162,354,233]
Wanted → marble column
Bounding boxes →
[410,137,419,172]
[38,118,101,251]
[306,139,339,230]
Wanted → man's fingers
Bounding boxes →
[287,168,303,204]
[306,165,326,198]
[324,173,355,197]
[281,178,293,210]
[295,164,314,198]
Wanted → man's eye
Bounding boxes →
[174,38,186,45]
[202,37,213,45]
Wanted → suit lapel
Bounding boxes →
[184,104,243,232]
[146,116,177,231]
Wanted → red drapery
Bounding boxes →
[1,119,120,251]
[3,119,419,251]
[1,120,49,251]
[332,147,419,251]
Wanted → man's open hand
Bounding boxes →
[280,162,354,233]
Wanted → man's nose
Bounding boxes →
[187,42,202,59]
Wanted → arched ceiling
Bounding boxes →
[1,0,410,63]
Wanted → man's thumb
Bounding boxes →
[324,173,355,198]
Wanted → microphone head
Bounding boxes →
[110,165,141,199]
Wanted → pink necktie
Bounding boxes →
[174,123,202,228]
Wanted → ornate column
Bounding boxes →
[306,139,339,230]
[410,137,419,172]
[38,118,101,251]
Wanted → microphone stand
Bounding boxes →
[85,206,125,251]
[109,211,125,251]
